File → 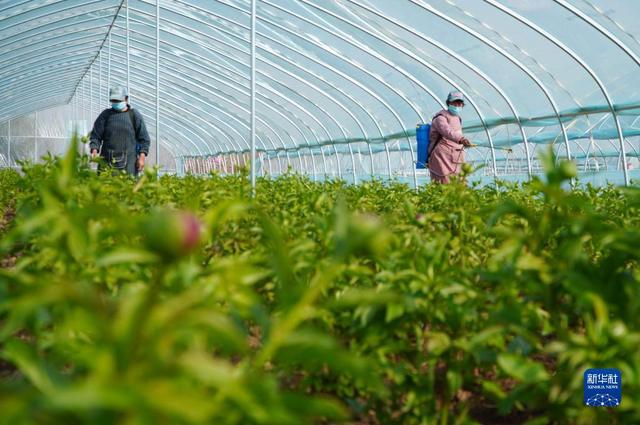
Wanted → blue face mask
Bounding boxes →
[111,101,126,111]
[448,105,463,116]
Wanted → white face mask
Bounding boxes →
[111,101,126,111]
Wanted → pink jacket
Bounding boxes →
[428,109,465,178]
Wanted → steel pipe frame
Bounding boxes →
[158,39,328,176]
[78,88,203,158]
[303,0,499,181]
[111,23,307,164]
[106,52,285,164]
[299,0,503,185]
[126,0,130,95]
[9,0,637,185]
[107,46,284,177]
[7,120,11,167]
[6,2,115,115]
[0,0,115,35]
[2,87,86,121]
[155,0,160,167]
[108,32,111,102]
[220,0,414,182]
[99,50,103,110]
[0,0,37,13]
[551,0,637,186]
[0,48,99,81]
[0,17,113,52]
[297,0,495,186]
[113,10,302,175]
[409,0,578,181]
[109,33,326,177]
[169,0,369,179]
[108,44,241,155]
[129,4,370,182]
[339,1,528,181]
[67,1,128,104]
[294,1,449,178]
[3,90,74,122]
[0,34,106,69]
[111,20,335,177]
[126,7,322,179]
[250,0,256,192]
[481,0,627,180]
[2,93,74,124]
[3,82,81,111]
[82,79,85,135]
[259,3,393,179]
[105,54,274,161]
[264,0,423,179]
[93,68,231,156]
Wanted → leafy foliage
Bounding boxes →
[0,139,639,424]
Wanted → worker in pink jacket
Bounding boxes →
[428,91,472,184]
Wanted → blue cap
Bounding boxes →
[447,91,464,103]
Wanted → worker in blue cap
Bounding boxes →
[89,86,150,175]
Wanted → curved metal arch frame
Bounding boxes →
[117,12,318,176]
[127,8,336,179]
[0,33,107,68]
[7,85,81,117]
[551,0,638,185]
[0,47,98,81]
[171,0,412,179]
[107,41,292,160]
[334,0,513,180]
[115,14,356,179]
[130,2,377,181]
[260,0,417,179]
[0,0,118,35]
[0,15,113,52]
[1,95,70,124]
[296,0,499,186]
[137,42,327,175]
[78,84,210,158]
[411,0,577,181]
[3,0,639,185]
[108,61,263,158]
[339,0,582,180]
[480,0,632,184]
[75,83,203,158]
[110,27,309,176]
[161,0,389,177]
[78,61,217,158]
[106,41,262,152]
[3,82,86,119]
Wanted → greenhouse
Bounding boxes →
[1,1,640,424]
[1,0,640,185]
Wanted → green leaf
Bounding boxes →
[497,353,549,384]
[96,248,160,266]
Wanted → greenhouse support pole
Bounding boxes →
[250,0,257,195]
[126,0,130,96]
[99,52,102,108]
[81,79,85,135]
[108,33,111,94]
[34,111,38,163]
[90,67,93,119]
[155,0,160,167]
[7,120,10,167]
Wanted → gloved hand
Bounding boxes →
[460,137,473,147]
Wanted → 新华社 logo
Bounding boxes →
[584,368,622,407]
